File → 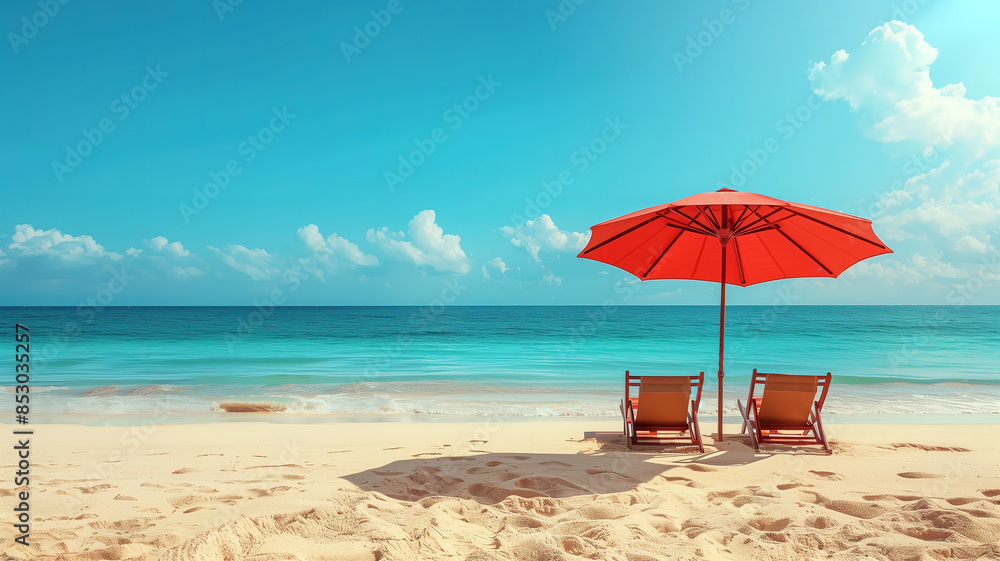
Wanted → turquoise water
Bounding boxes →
[2,306,998,420]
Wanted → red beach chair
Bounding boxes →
[737,369,832,453]
[623,371,705,452]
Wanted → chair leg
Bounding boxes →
[812,406,832,454]
[737,399,759,452]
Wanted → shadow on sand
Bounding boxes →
[344,428,827,505]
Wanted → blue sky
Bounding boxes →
[2,0,998,305]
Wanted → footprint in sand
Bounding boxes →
[196,453,224,457]
[585,469,637,480]
[484,461,503,467]
[382,447,403,451]
[979,489,1000,497]
[808,470,842,480]
[411,452,442,458]
[682,464,719,472]
[508,455,531,461]
[183,507,206,513]
[892,443,971,452]
[823,499,886,519]
[897,472,943,479]
[113,495,138,501]
[140,482,166,489]
[541,461,572,467]
[469,449,491,453]
[468,440,488,444]
[172,468,197,475]
[282,474,305,480]
[748,517,791,532]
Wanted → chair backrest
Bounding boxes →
[750,369,831,426]
[625,371,705,427]
[626,370,704,409]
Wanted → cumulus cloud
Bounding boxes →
[209,245,282,281]
[126,247,143,257]
[542,270,563,287]
[149,236,190,258]
[500,215,589,263]
[812,22,1000,293]
[366,210,470,274]
[7,224,121,264]
[173,266,205,278]
[809,21,1000,149]
[297,224,378,269]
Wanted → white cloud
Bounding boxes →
[956,235,989,255]
[0,247,6,266]
[500,215,589,262]
[481,265,490,280]
[7,224,121,264]
[126,247,143,257]
[813,22,1000,296]
[366,210,470,274]
[209,245,282,281]
[297,224,378,269]
[809,21,1000,150]
[542,270,563,287]
[487,257,509,275]
[174,266,205,278]
[149,236,190,258]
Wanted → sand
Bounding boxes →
[4,419,999,560]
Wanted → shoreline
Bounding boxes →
[23,412,1000,427]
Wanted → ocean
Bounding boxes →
[3,306,998,423]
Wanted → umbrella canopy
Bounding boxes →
[578,188,892,441]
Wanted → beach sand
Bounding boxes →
[5,419,999,560]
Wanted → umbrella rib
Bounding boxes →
[732,237,746,285]
[670,207,717,235]
[746,207,835,275]
[663,222,714,236]
[773,225,834,275]
[580,215,663,255]
[730,206,752,232]
[643,230,685,278]
[700,207,722,231]
[782,208,889,249]
[731,206,785,236]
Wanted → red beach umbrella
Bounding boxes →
[578,188,892,442]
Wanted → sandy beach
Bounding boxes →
[4,419,999,560]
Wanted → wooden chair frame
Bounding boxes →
[737,369,832,453]
[622,370,705,452]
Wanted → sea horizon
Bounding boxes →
[6,305,998,423]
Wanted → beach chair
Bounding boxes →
[622,371,704,452]
[737,369,832,453]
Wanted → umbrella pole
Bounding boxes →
[718,245,727,442]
